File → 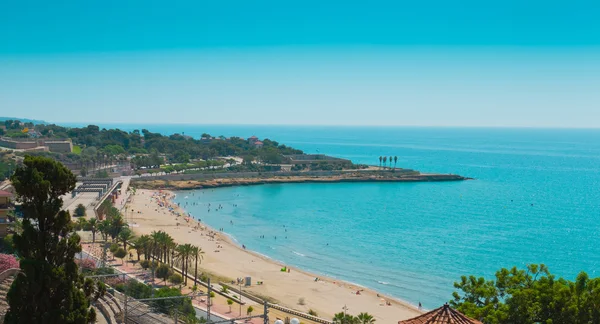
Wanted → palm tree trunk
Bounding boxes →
[194,256,198,287]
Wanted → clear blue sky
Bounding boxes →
[1,0,599,127]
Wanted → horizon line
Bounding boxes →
[53,121,600,130]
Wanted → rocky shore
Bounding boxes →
[131,171,471,190]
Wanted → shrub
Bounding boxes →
[114,248,127,262]
[140,260,150,269]
[109,243,119,254]
[152,287,196,321]
[169,274,183,285]
[156,264,171,282]
[221,286,228,293]
[117,279,153,299]
[1,235,14,254]
[247,306,254,315]
[76,258,96,272]
[93,267,115,275]
[209,291,215,298]
[308,309,318,316]
[74,204,86,217]
[0,253,19,273]
[298,297,305,305]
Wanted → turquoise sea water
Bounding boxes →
[74,124,600,308]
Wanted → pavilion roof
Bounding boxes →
[398,304,482,324]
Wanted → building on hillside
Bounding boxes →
[253,141,263,148]
[44,140,73,153]
[248,136,259,144]
[0,137,73,153]
[0,190,13,238]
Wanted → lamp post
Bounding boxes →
[239,280,242,316]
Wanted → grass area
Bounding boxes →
[72,145,82,154]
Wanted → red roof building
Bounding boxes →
[398,304,482,324]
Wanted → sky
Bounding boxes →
[1,0,600,127]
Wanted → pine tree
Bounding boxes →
[6,156,104,323]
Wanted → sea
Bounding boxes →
[67,124,600,309]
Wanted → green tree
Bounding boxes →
[156,263,171,284]
[151,287,197,322]
[6,155,104,323]
[227,299,233,312]
[168,273,183,286]
[451,264,600,324]
[109,242,120,254]
[247,306,254,316]
[378,156,382,169]
[383,156,387,168]
[393,156,398,169]
[114,247,127,265]
[74,203,86,217]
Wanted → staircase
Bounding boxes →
[0,268,19,322]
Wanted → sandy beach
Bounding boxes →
[127,189,423,322]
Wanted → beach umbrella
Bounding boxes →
[291,319,300,324]
[397,303,482,324]
[274,320,284,324]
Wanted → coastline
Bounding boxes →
[127,188,424,322]
[132,171,470,191]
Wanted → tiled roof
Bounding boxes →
[254,141,263,145]
[398,304,482,324]
[0,190,11,198]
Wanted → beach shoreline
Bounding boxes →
[127,188,424,322]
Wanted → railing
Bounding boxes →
[221,283,333,324]
[0,268,20,322]
[0,268,20,282]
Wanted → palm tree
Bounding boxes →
[378,156,382,169]
[383,156,387,169]
[389,156,392,169]
[129,236,147,261]
[98,219,111,242]
[357,312,376,323]
[109,214,127,241]
[134,235,151,260]
[118,227,135,250]
[168,240,177,268]
[333,312,359,324]
[394,156,398,169]
[175,244,188,283]
[333,312,346,324]
[192,246,204,287]
[176,243,195,285]
[88,218,98,243]
[76,217,88,231]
